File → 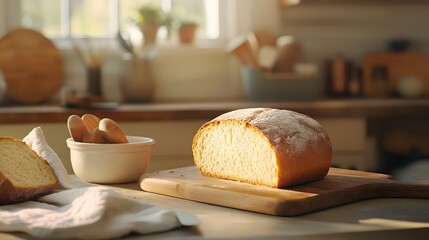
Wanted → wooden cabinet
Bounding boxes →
[319,118,376,171]
[0,118,372,174]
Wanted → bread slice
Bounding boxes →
[0,137,58,205]
[192,108,332,188]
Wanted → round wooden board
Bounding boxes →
[0,28,63,104]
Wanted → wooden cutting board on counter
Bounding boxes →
[0,28,63,104]
[140,166,429,216]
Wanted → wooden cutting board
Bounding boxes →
[0,28,63,104]
[140,166,429,216]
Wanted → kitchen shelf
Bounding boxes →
[295,0,429,5]
[0,98,428,124]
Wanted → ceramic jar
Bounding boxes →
[397,75,424,98]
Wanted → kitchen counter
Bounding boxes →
[2,174,428,240]
[1,98,429,124]
[107,180,429,239]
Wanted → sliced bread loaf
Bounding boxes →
[0,137,58,205]
[192,108,332,188]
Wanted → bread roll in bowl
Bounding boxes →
[192,108,332,188]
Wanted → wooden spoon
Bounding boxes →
[67,115,88,142]
[99,118,128,143]
[82,128,109,144]
[227,34,258,67]
[82,114,101,131]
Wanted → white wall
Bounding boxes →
[235,0,281,35]
[0,0,5,34]
[280,1,429,64]
[0,0,20,35]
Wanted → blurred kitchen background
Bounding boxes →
[0,0,428,180]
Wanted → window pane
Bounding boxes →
[20,0,220,40]
[119,0,161,30]
[21,0,62,37]
[119,0,219,40]
[70,0,116,37]
[172,0,219,39]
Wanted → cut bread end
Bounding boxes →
[193,120,280,188]
[0,137,58,205]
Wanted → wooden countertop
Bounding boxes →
[108,180,429,239]
[0,98,429,124]
[3,178,429,239]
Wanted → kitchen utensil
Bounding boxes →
[67,115,88,142]
[117,31,135,56]
[246,32,260,60]
[253,30,276,47]
[82,128,109,144]
[99,118,128,143]
[273,36,302,73]
[0,28,63,104]
[67,136,155,183]
[140,166,429,216]
[227,34,258,67]
[258,46,278,71]
[72,38,106,97]
[81,114,101,131]
[72,38,105,68]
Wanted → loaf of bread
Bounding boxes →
[192,108,332,188]
[0,137,59,205]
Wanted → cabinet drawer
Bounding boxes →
[318,118,366,152]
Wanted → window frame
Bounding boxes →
[0,0,232,48]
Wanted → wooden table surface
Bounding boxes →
[2,175,429,240]
[111,179,429,239]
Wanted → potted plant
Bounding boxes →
[178,20,198,44]
[135,5,172,46]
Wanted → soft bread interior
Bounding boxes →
[194,121,278,187]
[0,139,57,187]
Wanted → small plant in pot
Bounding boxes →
[135,4,172,46]
[178,20,198,44]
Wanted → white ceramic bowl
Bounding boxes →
[66,136,156,184]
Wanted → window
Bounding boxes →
[15,0,222,42]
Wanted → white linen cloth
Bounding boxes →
[0,127,199,239]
